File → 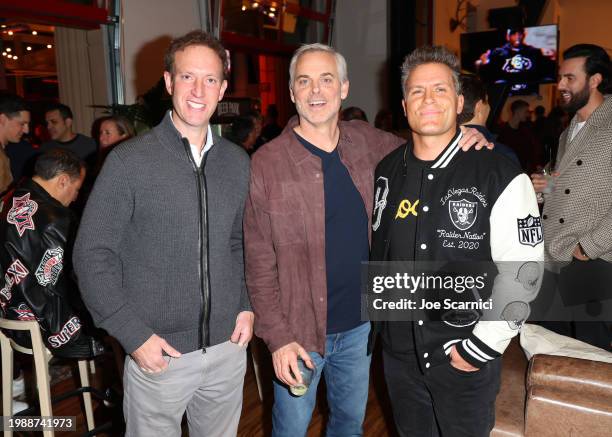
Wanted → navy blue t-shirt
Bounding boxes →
[296,132,369,334]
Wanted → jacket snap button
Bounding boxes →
[423,352,429,358]
[543,215,548,219]
[427,174,434,180]
[565,189,570,194]
[425,362,431,368]
[420,243,427,250]
[423,206,429,212]
[418,320,423,325]
[577,160,582,166]
[559,218,564,224]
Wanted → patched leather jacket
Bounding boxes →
[0,179,103,358]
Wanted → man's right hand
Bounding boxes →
[131,334,182,373]
[272,342,314,386]
[530,171,559,193]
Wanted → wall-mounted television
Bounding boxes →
[461,24,557,85]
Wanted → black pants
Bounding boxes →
[383,350,501,437]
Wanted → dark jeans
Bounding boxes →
[383,349,501,437]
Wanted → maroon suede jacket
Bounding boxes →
[244,117,404,355]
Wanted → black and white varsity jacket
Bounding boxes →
[369,131,544,370]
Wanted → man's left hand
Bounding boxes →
[573,244,589,261]
[230,311,254,346]
[459,126,493,151]
[450,345,479,372]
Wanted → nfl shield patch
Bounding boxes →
[517,215,543,247]
[449,199,478,230]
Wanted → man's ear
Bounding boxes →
[589,72,602,91]
[456,94,465,115]
[0,113,7,127]
[341,80,350,100]
[163,71,174,96]
[65,117,73,129]
[56,173,70,189]
[401,99,408,117]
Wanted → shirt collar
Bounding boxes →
[169,111,213,154]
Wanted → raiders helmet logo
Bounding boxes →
[448,199,478,230]
[517,215,543,247]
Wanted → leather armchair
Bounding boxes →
[492,338,612,437]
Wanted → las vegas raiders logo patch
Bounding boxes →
[7,193,38,237]
[35,248,64,286]
[517,215,543,247]
[449,199,478,230]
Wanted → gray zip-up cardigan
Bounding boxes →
[73,112,251,354]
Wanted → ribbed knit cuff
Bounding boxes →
[455,334,501,369]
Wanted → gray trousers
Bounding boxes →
[123,341,247,437]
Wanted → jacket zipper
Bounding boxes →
[182,138,210,351]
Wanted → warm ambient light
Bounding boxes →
[1,52,6,56]
[252,2,259,8]
[268,12,275,17]
[12,55,17,60]
[7,30,13,35]
[241,5,246,11]
[270,7,276,12]
[6,54,12,59]
[26,46,32,51]
[5,48,11,52]
[32,30,37,35]
[0,25,5,28]
[47,44,53,48]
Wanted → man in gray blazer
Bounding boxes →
[531,44,612,350]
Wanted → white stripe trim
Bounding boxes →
[466,339,495,361]
[437,143,462,168]
[443,339,462,352]
[462,339,488,362]
[431,132,463,169]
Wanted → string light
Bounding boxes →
[252,2,259,8]
[270,7,276,12]
[1,52,6,56]
[26,46,32,51]
[268,12,275,18]
[12,55,17,60]
[7,30,13,35]
[241,5,246,11]
[6,48,11,52]
[32,30,37,35]
[47,44,53,49]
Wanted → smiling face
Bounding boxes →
[290,50,349,130]
[1,110,30,145]
[402,62,463,138]
[99,119,127,149]
[558,56,592,113]
[163,45,227,137]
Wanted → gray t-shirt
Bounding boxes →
[41,134,97,161]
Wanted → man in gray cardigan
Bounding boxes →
[73,31,253,436]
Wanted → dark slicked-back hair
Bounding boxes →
[510,99,529,114]
[563,44,611,93]
[401,45,462,97]
[164,30,229,79]
[341,106,368,122]
[45,103,73,120]
[458,74,487,124]
[0,93,28,118]
[35,149,84,181]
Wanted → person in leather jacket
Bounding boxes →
[0,148,103,358]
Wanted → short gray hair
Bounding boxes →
[289,43,348,89]
[400,46,462,97]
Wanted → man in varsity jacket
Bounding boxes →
[369,46,544,437]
